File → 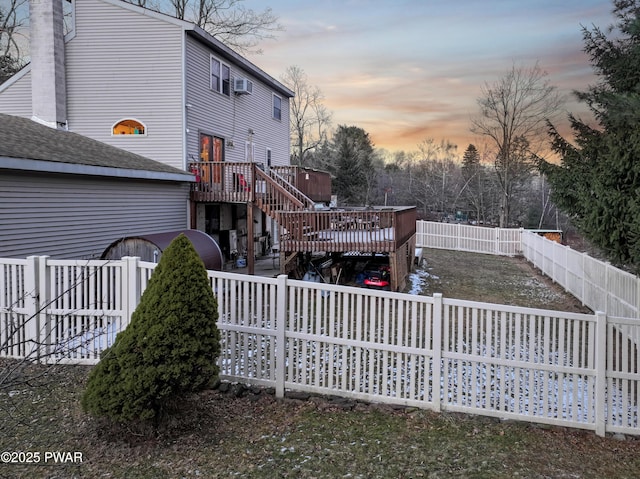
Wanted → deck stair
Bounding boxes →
[189,161,417,289]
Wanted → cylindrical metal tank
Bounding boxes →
[101,229,223,271]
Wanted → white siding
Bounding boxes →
[185,36,290,166]
[0,171,189,259]
[65,0,185,170]
[0,71,34,117]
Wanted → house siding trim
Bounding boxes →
[182,31,188,171]
[0,65,30,94]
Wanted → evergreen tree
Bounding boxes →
[81,234,221,424]
[540,0,640,269]
[328,125,376,206]
[461,144,485,222]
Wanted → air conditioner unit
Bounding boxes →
[234,78,253,95]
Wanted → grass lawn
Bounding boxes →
[1,249,638,478]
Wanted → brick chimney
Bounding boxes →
[30,0,67,129]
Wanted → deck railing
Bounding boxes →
[278,207,416,253]
[189,161,255,203]
[188,162,329,207]
[255,167,314,214]
[189,161,416,259]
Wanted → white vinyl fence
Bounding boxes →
[416,221,523,256]
[521,230,640,319]
[1,254,639,437]
[416,220,640,319]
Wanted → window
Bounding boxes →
[112,118,146,135]
[211,56,230,96]
[272,94,282,121]
[266,148,272,168]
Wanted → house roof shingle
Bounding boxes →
[0,113,192,180]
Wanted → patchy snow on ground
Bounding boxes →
[407,268,437,295]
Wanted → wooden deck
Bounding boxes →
[278,207,415,254]
[188,161,417,290]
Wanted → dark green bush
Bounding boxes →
[81,234,221,424]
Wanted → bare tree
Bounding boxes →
[412,139,461,218]
[471,62,563,227]
[281,65,332,166]
[155,0,283,53]
[0,0,28,82]
[1,261,117,429]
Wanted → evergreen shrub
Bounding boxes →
[81,234,221,423]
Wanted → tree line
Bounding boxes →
[286,0,640,275]
[297,128,558,229]
[284,63,562,230]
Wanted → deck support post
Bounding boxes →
[247,202,255,275]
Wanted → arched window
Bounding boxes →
[112,119,146,135]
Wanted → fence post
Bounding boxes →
[581,252,587,307]
[518,227,524,255]
[275,274,288,398]
[605,264,610,316]
[23,256,40,360]
[637,275,640,318]
[594,311,607,437]
[563,245,568,292]
[432,293,443,412]
[121,257,140,330]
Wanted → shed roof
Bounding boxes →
[0,114,193,181]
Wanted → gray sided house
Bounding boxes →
[0,113,193,259]
[0,0,416,290]
[0,0,293,171]
[0,0,294,262]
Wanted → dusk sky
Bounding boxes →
[242,0,615,157]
